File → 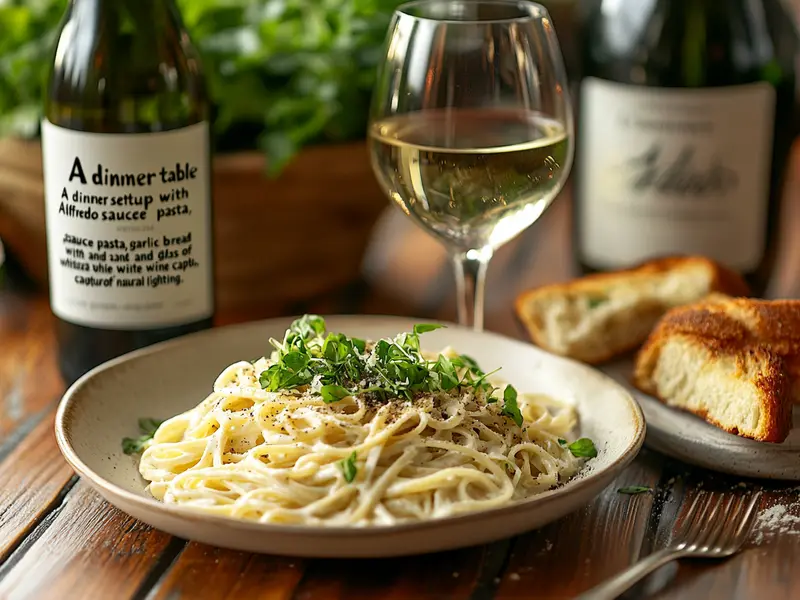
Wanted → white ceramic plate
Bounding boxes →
[601,358,800,481]
[55,316,644,558]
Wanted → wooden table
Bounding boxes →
[3,152,800,600]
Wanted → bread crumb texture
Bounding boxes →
[635,297,799,443]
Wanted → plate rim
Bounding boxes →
[600,358,800,481]
[55,314,646,537]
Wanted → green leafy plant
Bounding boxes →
[0,0,402,174]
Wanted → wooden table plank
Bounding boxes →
[0,410,75,563]
[291,546,489,600]
[494,450,664,599]
[150,540,512,599]
[643,469,800,600]
[0,481,174,600]
[0,294,61,455]
[148,544,306,600]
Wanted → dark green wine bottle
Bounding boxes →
[42,0,215,386]
[574,0,798,296]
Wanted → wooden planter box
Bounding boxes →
[0,139,386,317]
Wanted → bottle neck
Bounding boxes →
[68,0,180,30]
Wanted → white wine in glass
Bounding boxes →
[369,1,574,330]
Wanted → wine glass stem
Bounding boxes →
[453,248,493,331]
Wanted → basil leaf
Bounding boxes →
[501,385,523,427]
[122,416,163,455]
[558,438,567,446]
[122,435,150,455]
[375,339,391,361]
[434,355,460,391]
[282,351,309,373]
[458,354,484,374]
[413,323,445,335]
[259,364,284,391]
[352,338,367,354]
[321,384,350,403]
[568,438,598,458]
[618,486,652,495]
[338,452,358,483]
[138,417,163,437]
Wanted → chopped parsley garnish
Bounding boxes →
[558,438,567,446]
[501,385,523,427]
[338,452,358,483]
[258,315,494,402]
[566,438,598,458]
[618,486,652,495]
[122,417,163,455]
[320,384,350,403]
[413,323,445,335]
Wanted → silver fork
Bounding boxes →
[575,490,762,600]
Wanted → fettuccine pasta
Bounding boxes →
[137,318,591,526]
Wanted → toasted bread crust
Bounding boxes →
[516,256,749,300]
[514,256,751,364]
[635,299,798,442]
[636,297,800,395]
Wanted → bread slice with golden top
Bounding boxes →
[514,257,750,365]
[634,297,799,443]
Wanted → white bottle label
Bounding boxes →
[578,78,775,271]
[41,121,214,329]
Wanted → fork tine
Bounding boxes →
[697,492,733,548]
[711,493,750,550]
[702,491,762,553]
[576,490,760,599]
[689,492,728,550]
[676,492,708,542]
[730,491,762,544]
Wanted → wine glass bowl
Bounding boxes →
[369,0,573,329]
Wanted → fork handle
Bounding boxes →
[574,548,685,600]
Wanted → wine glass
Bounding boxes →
[368,0,573,330]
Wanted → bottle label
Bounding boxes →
[41,121,214,329]
[577,78,775,271]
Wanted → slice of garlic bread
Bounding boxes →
[634,297,800,443]
[636,296,800,404]
[514,256,750,365]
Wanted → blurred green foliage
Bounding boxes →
[0,0,401,173]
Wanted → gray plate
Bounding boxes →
[600,359,800,481]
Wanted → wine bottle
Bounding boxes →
[574,0,798,295]
[42,0,215,385]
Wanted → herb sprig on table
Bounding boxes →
[259,315,516,413]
